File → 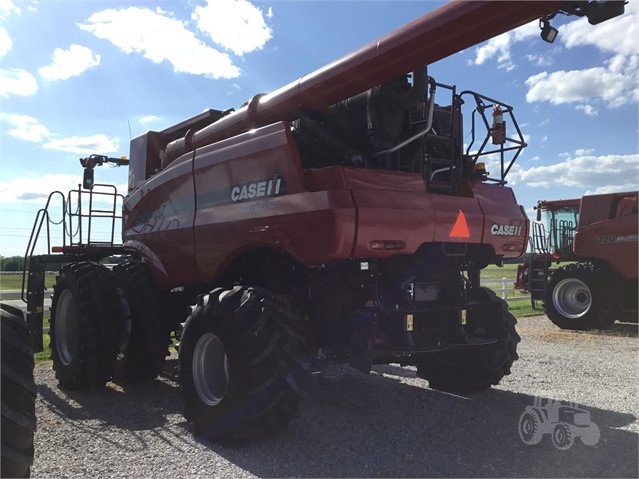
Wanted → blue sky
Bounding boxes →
[1,0,637,258]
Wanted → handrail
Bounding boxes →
[460,90,527,185]
[21,191,66,302]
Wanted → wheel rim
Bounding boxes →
[192,333,229,406]
[553,278,592,319]
[55,289,81,366]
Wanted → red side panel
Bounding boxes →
[474,183,528,258]
[122,153,197,289]
[573,192,638,279]
[192,123,356,281]
[344,169,435,257]
[344,169,525,259]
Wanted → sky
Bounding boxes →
[0,0,637,258]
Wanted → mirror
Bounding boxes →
[83,168,94,190]
[536,207,541,222]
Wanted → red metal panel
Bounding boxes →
[191,123,357,280]
[474,182,528,258]
[431,195,484,243]
[122,153,198,289]
[574,215,638,279]
[342,169,435,257]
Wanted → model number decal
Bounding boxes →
[490,224,523,236]
[593,235,617,244]
[231,175,286,202]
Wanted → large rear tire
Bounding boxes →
[1,303,36,478]
[179,286,310,444]
[112,261,170,383]
[416,287,520,392]
[50,262,119,389]
[545,263,620,330]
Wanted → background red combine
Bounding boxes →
[516,191,638,330]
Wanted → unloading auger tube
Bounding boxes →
[162,0,625,166]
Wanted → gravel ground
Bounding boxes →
[32,316,638,478]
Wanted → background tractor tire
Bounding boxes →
[50,261,119,389]
[544,263,621,330]
[417,287,520,393]
[112,261,170,383]
[179,286,310,444]
[1,303,36,478]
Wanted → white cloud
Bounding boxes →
[561,2,638,57]
[38,44,100,81]
[471,20,538,70]
[507,153,639,191]
[139,115,160,124]
[79,7,240,79]
[0,27,11,58]
[193,0,272,56]
[43,134,119,154]
[526,67,634,107]
[0,0,20,19]
[576,104,598,116]
[6,115,52,142]
[3,114,119,154]
[526,3,638,113]
[0,68,37,96]
[0,174,84,204]
[525,53,553,67]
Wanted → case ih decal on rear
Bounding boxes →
[230,175,287,202]
[491,224,523,236]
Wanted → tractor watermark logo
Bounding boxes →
[518,397,600,450]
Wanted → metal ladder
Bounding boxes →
[529,222,550,309]
[21,184,124,352]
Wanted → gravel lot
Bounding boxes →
[32,316,638,478]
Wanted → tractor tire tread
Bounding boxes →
[1,305,36,478]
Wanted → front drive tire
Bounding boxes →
[50,262,119,389]
[416,287,520,393]
[112,261,170,383]
[179,286,310,444]
[545,263,620,330]
[1,303,36,478]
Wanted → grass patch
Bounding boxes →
[0,273,57,291]
[33,315,52,363]
[34,334,52,363]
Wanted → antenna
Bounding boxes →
[128,119,132,140]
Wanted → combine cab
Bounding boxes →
[517,191,638,329]
[15,0,627,444]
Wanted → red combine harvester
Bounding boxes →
[516,191,638,330]
[13,0,625,445]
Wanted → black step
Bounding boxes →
[25,256,45,353]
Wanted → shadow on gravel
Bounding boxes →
[36,361,183,433]
[203,365,638,479]
[35,359,637,478]
[594,321,638,338]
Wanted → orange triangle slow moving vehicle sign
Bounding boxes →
[449,209,470,238]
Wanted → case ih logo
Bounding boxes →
[490,224,523,236]
[231,175,287,202]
